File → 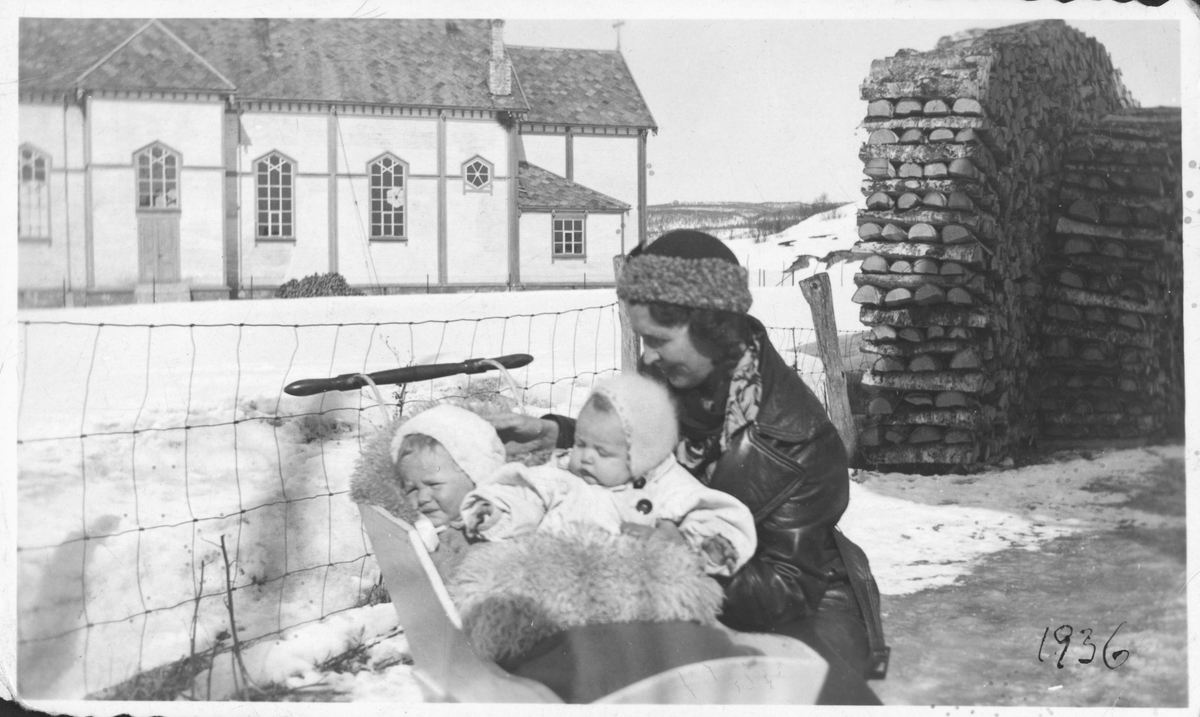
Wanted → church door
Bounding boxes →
[134,143,181,283]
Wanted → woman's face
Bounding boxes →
[626,302,716,390]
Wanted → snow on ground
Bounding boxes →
[840,481,1074,596]
[840,444,1185,597]
[717,203,865,333]
[193,604,424,701]
[15,268,1140,702]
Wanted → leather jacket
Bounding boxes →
[699,320,857,630]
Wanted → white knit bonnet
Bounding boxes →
[587,373,680,478]
[390,404,506,487]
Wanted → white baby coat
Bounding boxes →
[461,452,757,577]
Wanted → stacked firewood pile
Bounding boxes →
[1037,108,1183,443]
[850,21,1147,468]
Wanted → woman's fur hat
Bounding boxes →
[616,230,752,314]
[587,373,680,478]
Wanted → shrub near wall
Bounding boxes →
[851,21,1139,468]
[275,272,365,298]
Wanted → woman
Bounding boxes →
[489,230,887,703]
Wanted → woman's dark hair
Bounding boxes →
[643,302,755,372]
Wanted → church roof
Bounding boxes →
[508,45,657,129]
[165,19,530,110]
[19,19,656,129]
[80,20,236,93]
[19,18,527,111]
[20,18,148,93]
[518,162,630,212]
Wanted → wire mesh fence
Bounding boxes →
[15,298,865,699]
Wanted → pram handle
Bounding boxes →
[283,353,534,396]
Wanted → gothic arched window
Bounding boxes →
[369,154,407,239]
[255,152,295,239]
[134,142,181,210]
[19,145,51,239]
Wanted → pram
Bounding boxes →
[287,354,829,704]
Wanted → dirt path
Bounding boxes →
[866,446,1187,707]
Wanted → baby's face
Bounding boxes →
[398,443,474,527]
[568,404,632,488]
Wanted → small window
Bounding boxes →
[370,154,406,239]
[255,152,294,239]
[134,143,180,210]
[553,215,586,257]
[19,145,51,239]
[462,156,493,193]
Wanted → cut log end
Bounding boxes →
[869,129,901,145]
[859,222,883,240]
[908,354,944,372]
[867,396,895,415]
[935,391,969,408]
[952,98,983,116]
[941,225,974,245]
[908,223,940,242]
[908,426,944,444]
[928,128,956,143]
[913,258,940,275]
[946,287,974,305]
[884,287,915,307]
[852,285,886,305]
[867,192,894,210]
[914,284,947,305]
[867,99,894,118]
[949,348,983,369]
[862,255,890,273]
[921,191,947,208]
[895,98,924,116]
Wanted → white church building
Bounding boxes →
[17,18,656,306]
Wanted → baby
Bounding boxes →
[387,403,508,553]
[460,373,757,577]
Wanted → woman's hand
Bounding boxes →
[484,413,559,460]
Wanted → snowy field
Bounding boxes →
[719,203,864,290]
[15,204,1115,702]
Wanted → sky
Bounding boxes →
[505,17,1184,205]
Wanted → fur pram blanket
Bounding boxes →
[349,422,725,661]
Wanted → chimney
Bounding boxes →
[488,19,512,96]
[254,18,271,50]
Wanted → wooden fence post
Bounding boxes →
[800,272,858,463]
[612,255,640,374]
